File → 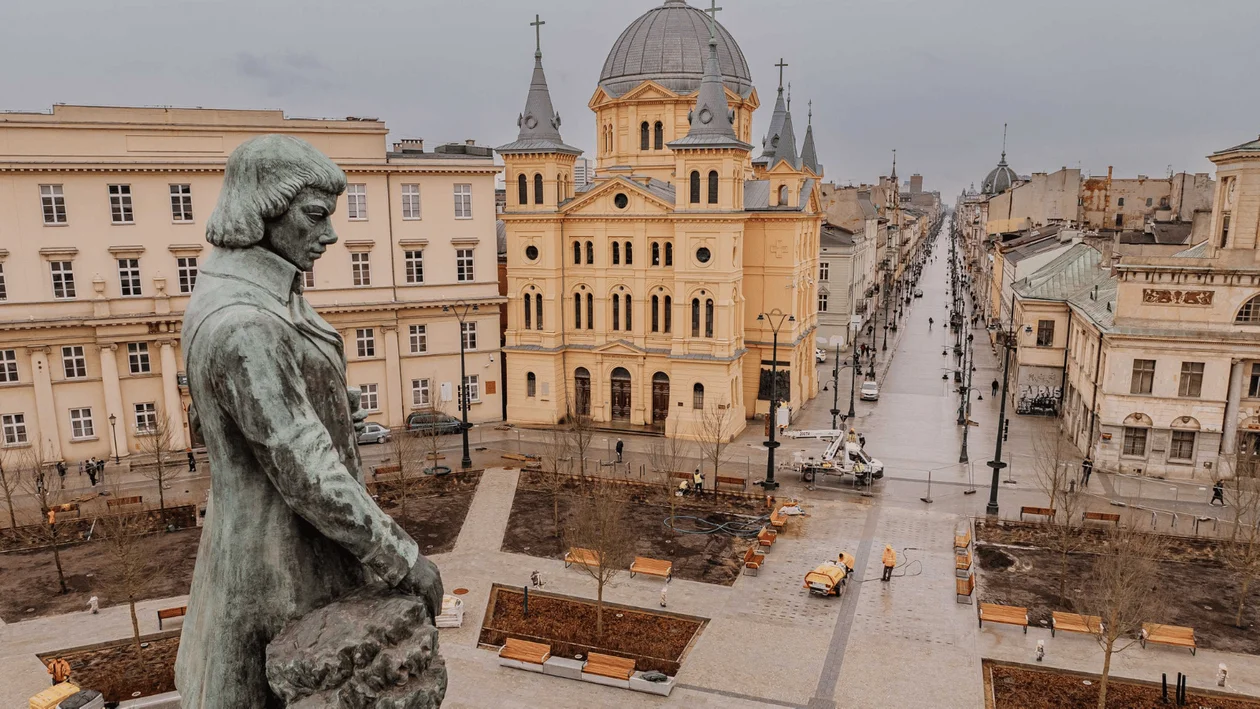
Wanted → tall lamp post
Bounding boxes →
[108,413,120,464]
[986,293,1016,515]
[826,343,858,430]
[442,300,479,470]
[757,309,795,490]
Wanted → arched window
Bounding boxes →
[1238,294,1260,324]
[586,293,594,329]
[691,298,701,337]
[523,293,532,329]
[692,383,705,409]
[585,241,594,264]
[518,174,528,206]
[665,242,674,266]
[574,367,591,415]
[654,121,664,150]
[663,295,672,333]
[526,372,536,397]
[624,241,633,265]
[612,242,620,265]
[705,298,714,337]
[708,170,719,204]
[574,293,582,329]
[640,122,650,150]
[651,295,660,332]
[612,293,620,330]
[652,242,660,266]
[625,294,632,331]
[534,173,544,205]
[689,171,701,204]
[573,241,581,264]
[777,184,788,205]
[535,292,543,330]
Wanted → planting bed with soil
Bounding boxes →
[478,583,706,675]
[986,660,1260,709]
[374,470,482,555]
[976,519,1228,564]
[40,634,179,702]
[503,476,764,585]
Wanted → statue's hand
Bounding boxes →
[346,386,368,434]
[399,555,444,623]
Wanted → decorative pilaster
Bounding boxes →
[158,340,188,449]
[382,326,404,428]
[27,347,64,462]
[98,344,129,459]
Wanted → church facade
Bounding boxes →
[499,0,822,440]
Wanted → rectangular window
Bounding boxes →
[134,402,158,433]
[1145,197,1153,207]
[1117,197,1125,207]
[818,293,829,312]
[456,249,474,282]
[170,184,194,222]
[1178,361,1204,398]
[1130,359,1155,394]
[346,183,367,220]
[61,346,87,379]
[40,184,67,224]
[177,256,198,294]
[401,184,421,219]
[1,413,27,445]
[127,342,151,374]
[1036,320,1055,347]
[117,258,143,296]
[1169,430,1196,461]
[351,252,372,286]
[412,378,431,407]
[1250,363,1260,399]
[359,383,379,411]
[461,374,480,407]
[819,262,829,281]
[50,261,76,299]
[453,183,472,219]
[356,328,376,358]
[0,263,7,300]
[1122,426,1148,457]
[404,250,424,284]
[408,324,428,354]
[109,184,134,224]
[303,269,316,290]
[0,349,17,382]
[69,408,94,440]
[461,321,477,350]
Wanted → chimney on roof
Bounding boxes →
[394,138,424,153]
[465,139,476,146]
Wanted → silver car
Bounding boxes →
[859,380,880,401]
[357,422,391,445]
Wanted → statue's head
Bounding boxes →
[206,134,347,271]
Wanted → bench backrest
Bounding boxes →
[1084,512,1121,523]
[715,475,745,489]
[587,652,634,669]
[958,574,975,594]
[107,495,144,509]
[158,606,186,619]
[744,546,760,563]
[1021,506,1054,516]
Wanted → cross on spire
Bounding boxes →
[530,14,545,58]
[775,58,788,91]
[808,99,813,125]
[704,0,722,42]
[786,82,792,111]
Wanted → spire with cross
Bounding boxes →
[530,14,545,58]
[808,99,812,126]
[787,82,792,111]
[1001,122,1008,160]
[775,58,788,92]
[703,0,722,43]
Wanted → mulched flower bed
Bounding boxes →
[986,660,1260,709]
[976,519,1227,564]
[478,583,706,676]
[40,634,179,702]
[373,470,483,555]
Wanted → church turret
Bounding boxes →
[800,100,821,176]
[753,62,800,172]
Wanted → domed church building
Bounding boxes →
[499,0,822,440]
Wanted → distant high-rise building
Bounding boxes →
[572,157,594,186]
[909,174,923,194]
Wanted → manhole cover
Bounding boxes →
[453,588,469,595]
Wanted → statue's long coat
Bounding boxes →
[175,246,418,708]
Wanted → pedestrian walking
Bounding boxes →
[991,379,1000,397]
[530,570,544,588]
[87,458,98,487]
[56,460,67,483]
[659,583,668,608]
[1210,479,1226,506]
[881,545,897,582]
[188,450,197,473]
[615,438,624,463]
[77,461,84,478]
[1081,457,1093,485]
[928,317,934,331]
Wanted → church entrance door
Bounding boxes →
[611,367,632,421]
[651,372,670,426]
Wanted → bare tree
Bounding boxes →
[17,446,71,594]
[693,402,734,487]
[384,423,430,529]
[1031,431,1088,605]
[1223,451,1260,628]
[563,395,595,477]
[97,497,160,660]
[0,449,20,529]
[135,413,182,520]
[538,424,574,536]
[1076,526,1166,709]
[648,435,692,533]
[563,478,635,637]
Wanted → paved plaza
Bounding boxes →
[2,233,1257,708]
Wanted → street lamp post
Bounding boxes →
[757,309,795,490]
[108,413,120,464]
[442,300,480,470]
[848,350,858,420]
[986,293,1017,516]
[829,342,841,430]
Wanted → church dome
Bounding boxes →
[599,0,754,99]
[982,156,1018,195]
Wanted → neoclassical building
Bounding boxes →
[500,0,821,439]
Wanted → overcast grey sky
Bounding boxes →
[3,0,1257,198]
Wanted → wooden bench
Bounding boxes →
[372,464,402,477]
[1083,511,1121,526]
[715,475,746,491]
[978,603,1028,633]
[583,652,635,681]
[769,507,788,529]
[499,638,551,664]
[954,526,971,550]
[955,548,972,574]
[157,605,186,630]
[629,556,672,581]
[956,573,975,604]
[1020,506,1055,521]
[1141,623,1197,655]
[756,526,777,549]
[564,547,600,571]
[107,495,144,510]
[743,545,764,576]
[1051,611,1103,638]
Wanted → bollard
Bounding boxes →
[1161,673,1168,704]
[1219,663,1228,687]
[523,585,529,617]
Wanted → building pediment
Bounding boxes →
[593,340,646,356]
[561,176,674,216]
[618,81,682,102]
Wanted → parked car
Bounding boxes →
[815,347,827,363]
[859,380,880,401]
[357,422,391,445]
[913,288,924,298]
[406,411,464,436]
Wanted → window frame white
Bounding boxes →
[456,248,475,282]
[0,262,7,301]
[108,184,135,224]
[177,256,199,294]
[346,183,368,221]
[169,183,194,222]
[69,407,95,440]
[351,251,372,287]
[61,346,87,379]
[0,349,17,383]
[404,250,424,284]
[818,292,829,312]
[117,257,143,296]
[460,321,477,350]
[127,342,151,374]
[359,383,379,412]
[50,261,76,299]
[134,402,158,434]
[461,374,480,406]
[1,413,27,445]
[819,262,829,281]
[453,183,472,219]
[408,324,428,354]
[40,184,67,224]
[355,328,376,358]
[412,378,431,407]
[401,183,421,220]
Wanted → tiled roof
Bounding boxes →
[1013,243,1102,300]
[743,178,813,211]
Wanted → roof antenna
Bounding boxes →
[1001,122,1008,161]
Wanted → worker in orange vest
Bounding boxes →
[881,545,897,582]
[47,657,71,685]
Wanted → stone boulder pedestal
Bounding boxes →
[266,585,447,708]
